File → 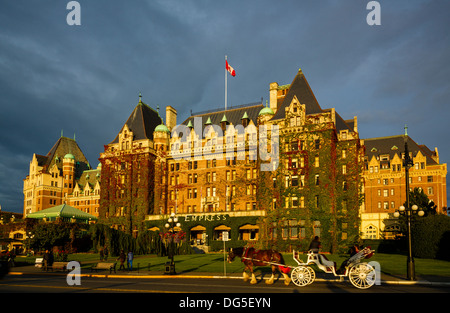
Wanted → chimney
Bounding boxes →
[269,82,279,113]
[166,106,177,131]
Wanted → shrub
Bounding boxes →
[412,214,450,260]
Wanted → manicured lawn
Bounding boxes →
[15,252,450,278]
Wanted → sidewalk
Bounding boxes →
[7,264,450,287]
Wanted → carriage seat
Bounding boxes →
[307,250,336,271]
[318,254,337,271]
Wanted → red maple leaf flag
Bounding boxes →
[226,60,236,77]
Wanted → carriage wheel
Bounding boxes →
[291,266,315,287]
[348,263,376,289]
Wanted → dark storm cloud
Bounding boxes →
[0,0,449,212]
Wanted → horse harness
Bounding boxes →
[241,247,278,265]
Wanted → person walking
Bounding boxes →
[43,250,50,272]
[127,250,133,271]
[117,250,126,271]
[103,246,109,261]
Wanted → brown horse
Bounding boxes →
[227,247,291,285]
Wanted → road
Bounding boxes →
[1,273,447,311]
[1,272,448,293]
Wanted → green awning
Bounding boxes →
[26,204,97,221]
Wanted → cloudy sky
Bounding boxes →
[1,0,449,213]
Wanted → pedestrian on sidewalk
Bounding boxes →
[103,246,109,261]
[117,250,126,271]
[127,250,133,271]
[43,250,50,272]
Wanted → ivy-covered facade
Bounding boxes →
[97,69,363,253]
[258,70,364,253]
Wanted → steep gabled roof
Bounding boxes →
[111,98,163,144]
[364,135,438,165]
[179,103,263,137]
[271,69,323,121]
[40,136,89,177]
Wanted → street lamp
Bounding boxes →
[393,126,425,280]
[164,212,181,275]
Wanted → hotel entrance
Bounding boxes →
[190,225,207,245]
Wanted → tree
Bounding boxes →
[30,222,76,251]
[405,187,437,216]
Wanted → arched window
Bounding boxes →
[364,225,378,239]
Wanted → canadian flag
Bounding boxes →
[226,60,236,77]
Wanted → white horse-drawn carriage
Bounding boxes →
[290,247,377,289]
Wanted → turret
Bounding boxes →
[62,153,76,202]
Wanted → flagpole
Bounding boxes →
[225,55,227,111]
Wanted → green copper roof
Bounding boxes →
[64,153,75,160]
[205,117,212,125]
[26,204,97,221]
[258,106,274,116]
[241,112,249,119]
[187,120,193,128]
[221,114,228,123]
[154,123,170,133]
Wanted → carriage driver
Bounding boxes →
[308,236,321,253]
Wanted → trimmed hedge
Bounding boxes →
[412,214,450,260]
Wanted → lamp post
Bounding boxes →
[393,126,425,280]
[164,212,181,275]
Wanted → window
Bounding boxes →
[291,141,298,151]
[427,176,433,183]
[313,221,321,237]
[342,199,347,213]
[291,158,298,169]
[365,225,377,239]
[291,176,298,187]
